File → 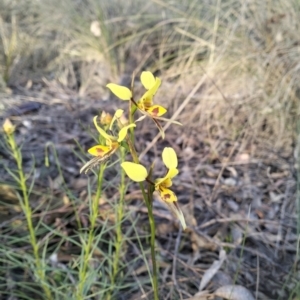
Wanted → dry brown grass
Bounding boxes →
[1,0,298,146]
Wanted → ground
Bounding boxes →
[0,80,298,299]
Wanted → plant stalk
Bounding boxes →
[107,148,126,300]
[127,137,159,299]
[76,164,105,299]
[6,133,52,299]
[143,186,159,300]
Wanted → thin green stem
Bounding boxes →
[6,133,52,299]
[76,164,105,299]
[143,184,159,300]
[127,137,159,300]
[107,148,126,300]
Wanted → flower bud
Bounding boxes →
[3,118,15,134]
[100,111,112,125]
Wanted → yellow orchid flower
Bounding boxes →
[106,72,181,139]
[154,147,186,229]
[137,72,182,138]
[80,109,135,174]
[106,72,163,116]
[138,72,165,117]
[121,147,186,229]
[155,147,178,203]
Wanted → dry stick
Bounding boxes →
[194,228,281,266]
[198,217,282,229]
[139,76,207,160]
[208,141,239,203]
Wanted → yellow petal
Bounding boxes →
[158,187,177,202]
[155,171,177,189]
[147,105,167,117]
[139,90,153,107]
[165,168,179,180]
[162,147,178,169]
[117,123,136,142]
[148,77,161,97]
[106,83,132,100]
[121,162,148,182]
[80,146,118,174]
[155,176,166,188]
[114,109,124,118]
[110,109,124,130]
[140,71,156,90]
[156,177,173,189]
[136,107,165,139]
[93,116,115,141]
[88,145,111,156]
[139,77,161,107]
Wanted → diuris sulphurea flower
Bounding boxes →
[121,147,186,230]
[106,71,181,139]
[80,109,135,174]
[79,70,186,300]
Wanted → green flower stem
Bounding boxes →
[76,164,105,300]
[127,138,159,300]
[6,133,52,299]
[141,183,159,300]
[128,97,136,145]
[106,147,127,300]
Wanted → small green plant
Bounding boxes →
[80,71,186,299]
[2,119,52,299]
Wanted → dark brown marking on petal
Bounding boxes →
[151,107,159,117]
[164,193,171,200]
[96,147,105,155]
